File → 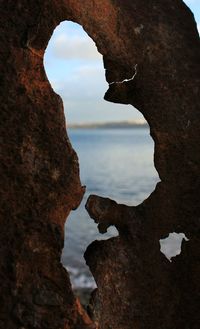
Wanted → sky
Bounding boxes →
[44,0,200,124]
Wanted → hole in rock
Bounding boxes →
[159,232,189,262]
[44,21,159,302]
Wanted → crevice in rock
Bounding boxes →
[44,20,159,307]
[109,64,138,85]
[159,232,189,262]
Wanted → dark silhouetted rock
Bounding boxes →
[0,1,199,328]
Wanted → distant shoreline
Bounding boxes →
[67,121,148,129]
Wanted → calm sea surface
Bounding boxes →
[61,128,160,289]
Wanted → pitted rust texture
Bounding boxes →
[0,1,199,328]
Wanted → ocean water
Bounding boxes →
[61,128,160,289]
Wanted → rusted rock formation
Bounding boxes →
[0,1,199,328]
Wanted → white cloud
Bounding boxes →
[51,64,107,102]
[53,34,101,61]
[74,65,103,77]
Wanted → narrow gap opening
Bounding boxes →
[44,21,159,305]
[159,232,189,262]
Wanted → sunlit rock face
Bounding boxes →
[0,1,199,329]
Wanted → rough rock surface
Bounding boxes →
[0,1,199,329]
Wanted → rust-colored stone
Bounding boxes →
[0,1,199,328]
